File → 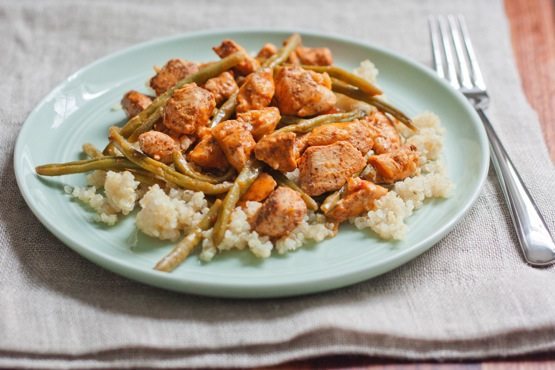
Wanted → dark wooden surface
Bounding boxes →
[259,0,555,369]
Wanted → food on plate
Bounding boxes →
[35,33,453,272]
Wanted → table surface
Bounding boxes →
[264,0,555,369]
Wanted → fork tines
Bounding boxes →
[428,15,486,91]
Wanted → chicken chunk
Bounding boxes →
[238,172,277,206]
[255,43,278,64]
[237,107,281,140]
[203,71,239,106]
[187,134,230,171]
[298,141,365,196]
[121,90,152,118]
[254,132,298,173]
[306,120,374,155]
[236,67,275,113]
[252,186,307,238]
[163,83,216,136]
[213,39,260,76]
[295,46,333,66]
[138,131,178,164]
[325,178,388,223]
[294,133,311,156]
[274,66,336,117]
[212,120,256,171]
[150,59,199,96]
[365,112,401,154]
[366,145,419,184]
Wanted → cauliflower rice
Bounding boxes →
[64,60,453,261]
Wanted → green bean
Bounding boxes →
[127,107,163,143]
[212,160,263,246]
[275,110,366,134]
[263,33,302,69]
[210,92,238,128]
[82,143,104,159]
[130,170,164,187]
[173,151,234,184]
[270,170,318,211]
[154,199,222,272]
[302,64,383,96]
[36,156,140,176]
[109,127,232,194]
[102,52,247,154]
[331,79,416,131]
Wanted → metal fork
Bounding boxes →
[429,15,555,266]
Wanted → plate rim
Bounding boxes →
[14,28,490,298]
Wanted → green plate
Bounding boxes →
[14,30,489,298]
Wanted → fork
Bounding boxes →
[428,15,555,266]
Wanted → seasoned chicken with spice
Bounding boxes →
[187,134,230,171]
[138,131,178,164]
[366,145,419,184]
[212,120,256,171]
[252,186,307,238]
[255,43,278,64]
[213,39,260,76]
[365,112,401,154]
[305,120,374,155]
[238,172,277,206]
[325,178,387,222]
[121,90,152,118]
[295,46,333,66]
[274,66,336,117]
[237,107,281,140]
[203,71,239,106]
[298,141,366,196]
[254,131,298,173]
[236,67,275,113]
[150,59,199,96]
[163,83,216,136]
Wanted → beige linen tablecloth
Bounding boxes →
[1,0,555,368]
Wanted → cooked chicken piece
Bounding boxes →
[138,131,178,164]
[295,46,333,66]
[298,141,365,196]
[237,107,281,140]
[254,132,298,173]
[325,178,388,223]
[150,59,199,96]
[255,43,278,63]
[152,119,196,149]
[366,145,419,184]
[187,134,230,171]
[163,83,216,136]
[212,120,256,171]
[274,66,336,117]
[306,120,374,155]
[213,39,260,76]
[238,172,277,206]
[364,112,401,154]
[236,67,275,113]
[295,133,310,156]
[252,186,307,238]
[203,71,239,106]
[121,90,152,118]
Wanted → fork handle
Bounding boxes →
[477,108,555,265]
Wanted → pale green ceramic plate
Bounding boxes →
[14,30,489,298]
